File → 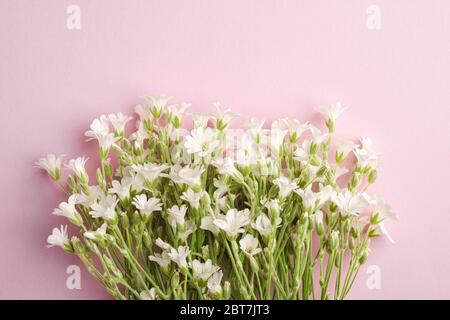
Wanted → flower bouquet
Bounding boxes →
[37,96,397,300]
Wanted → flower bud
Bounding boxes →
[368,169,377,184]
[249,256,259,273]
[223,281,231,299]
[67,175,77,191]
[171,271,180,289]
[202,245,210,260]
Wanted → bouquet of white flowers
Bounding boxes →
[37,95,397,300]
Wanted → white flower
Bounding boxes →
[108,112,132,133]
[74,185,104,207]
[85,115,110,139]
[212,102,238,130]
[272,118,310,142]
[84,223,107,241]
[167,246,190,269]
[313,210,324,225]
[354,137,379,169]
[134,104,152,121]
[213,208,250,237]
[316,102,347,123]
[309,126,328,145]
[90,195,118,220]
[273,176,298,198]
[207,270,223,295]
[132,194,162,216]
[251,213,281,237]
[96,133,118,153]
[149,251,171,268]
[139,288,156,300]
[132,163,169,183]
[52,194,82,225]
[200,216,220,235]
[293,140,313,163]
[332,189,368,216]
[145,94,171,118]
[184,127,220,157]
[155,238,172,251]
[47,225,70,249]
[167,205,187,231]
[192,259,220,282]
[334,138,356,162]
[239,234,262,256]
[65,156,88,179]
[168,103,190,126]
[180,189,203,209]
[164,164,204,187]
[189,112,210,128]
[213,157,244,182]
[108,178,132,200]
[35,154,64,180]
[364,195,398,243]
[295,185,332,211]
[267,128,288,156]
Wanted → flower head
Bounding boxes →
[273,176,298,198]
[192,259,220,282]
[65,156,88,180]
[167,246,190,270]
[47,225,70,250]
[167,204,187,232]
[149,251,171,269]
[132,194,162,216]
[84,223,107,241]
[52,194,82,226]
[180,189,204,209]
[90,195,118,220]
[213,208,250,238]
[35,154,64,180]
[239,234,262,256]
[108,112,132,133]
[251,213,282,237]
[207,270,223,296]
[184,127,220,157]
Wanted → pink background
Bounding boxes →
[1,0,449,299]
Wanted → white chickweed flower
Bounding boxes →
[90,195,118,220]
[132,194,162,216]
[149,251,171,269]
[35,154,64,181]
[167,204,187,232]
[213,208,250,237]
[47,225,70,249]
[192,259,220,282]
[83,223,107,241]
[180,189,204,209]
[207,270,223,296]
[239,234,262,256]
[184,127,220,157]
[273,176,298,198]
[52,194,82,226]
[167,246,190,270]
[251,213,282,237]
[139,288,156,300]
[108,112,132,133]
[200,216,220,235]
[65,156,88,181]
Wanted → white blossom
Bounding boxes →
[167,246,190,269]
[84,223,107,241]
[213,208,250,237]
[180,189,203,209]
[108,112,132,133]
[207,270,223,295]
[139,288,156,300]
[90,195,118,220]
[47,225,70,249]
[184,127,220,157]
[167,205,187,231]
[252,213,281,237]
[35,154,64,180]
[273,176,298,198]
[239,234,262,256]
[192,259,220,282]
[149,251,171,268]
[132,194,162,216]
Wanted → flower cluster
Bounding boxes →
[37,96,397,300]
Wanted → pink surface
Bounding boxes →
[1,0,449,299]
